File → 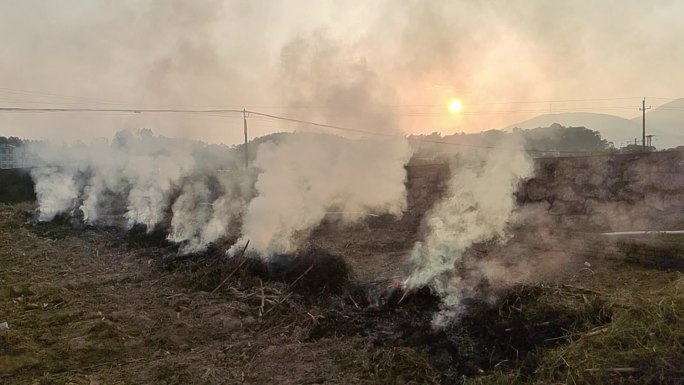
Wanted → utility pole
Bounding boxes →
[243,108,249,170]
[640,98,651,149]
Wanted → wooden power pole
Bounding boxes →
[243,108,249,170]
[640,98,651,149]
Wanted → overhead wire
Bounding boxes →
[0,105,653,154]
[3,88,681,115]
[0,97,677,155]
[0,106,245,114]
[243,110,621,154]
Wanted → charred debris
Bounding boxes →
[23,213,623,384]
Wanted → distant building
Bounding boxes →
[0,143,16,169]
[0,143,36,169]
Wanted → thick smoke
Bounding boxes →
[234,134,410,255]
[226,33,412,257]
[26,27,414,258]
[31,166,81,222]
[29,128,410,256]
[3,1,684,145]
[29,129,250,253]
[168,171,253,254]
[405,135,533,320]
[278,32,398,136]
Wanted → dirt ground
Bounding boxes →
[1,202,683,385]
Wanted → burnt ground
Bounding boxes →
[1,202,683,385]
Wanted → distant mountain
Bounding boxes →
[506,104,684,149]
[630,98,684,148]
[506,112,640,147]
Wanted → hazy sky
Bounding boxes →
[1,0,684,144]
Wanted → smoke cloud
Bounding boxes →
[13,1,684,326]
[226,32,412,256]
[4,1,684,143]
[166,170,254,254]
[28,129,251,252]
[25,25,414,258]
[234,134,411,255]
[405,135,533,320]
[29,128,410,256]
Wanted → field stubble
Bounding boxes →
[0,203,682,385]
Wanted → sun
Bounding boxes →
[448,99,463,113]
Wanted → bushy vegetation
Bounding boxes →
[409,124,614,161]
[0,136,31,146]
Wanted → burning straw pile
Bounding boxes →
[156,233,679,385]
[13,207,684,384]
[200,249,682,385]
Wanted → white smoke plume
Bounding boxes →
[232,133,411,256]
[28,32,415,257]
[28,129,251,253]
[405,135,533,319]
[167,180,213,245]
[168,170,253,254]
[227,32,413,257]
[31,166,81,222]
[29,127,411,257]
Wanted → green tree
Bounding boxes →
[0,136,25,146]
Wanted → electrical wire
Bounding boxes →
[0,105,667,155]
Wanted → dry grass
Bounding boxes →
[2,202,683,385]
[463,273,683,385]
[533,275,684,385]
[619,239,684,270]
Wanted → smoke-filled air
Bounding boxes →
[3,2,684,383]
[234,134,410,255]
[405,136,533,322]
[28,129,413,257]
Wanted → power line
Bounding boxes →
[396,106,643,116]
[243,110,612,154]
[1,87,682,122]
[0,107,245,114]
[0,96,594,113]
[245,110,382,136]
[0,105,645,155]
[4,104,680,117]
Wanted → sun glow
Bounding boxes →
[448,99,463,113]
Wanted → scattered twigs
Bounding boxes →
[210,240,249,295]
[261,291,294,316]
[348,294,360,309]
[150,272,173,286]
[288,264,314,288]
[256,263,315,317]
[51,357,147,375]
[562,284,604,296]
[581,325,611,338]
[584,367,638,373]
[258,279,265,317]
[306,311,321,324]
[544,325,612,342]
[398,288,411,304]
